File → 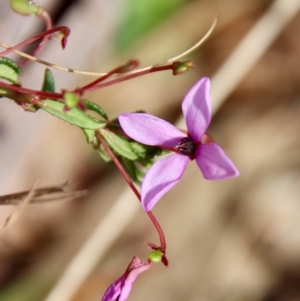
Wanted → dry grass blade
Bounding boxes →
[0,182,88,205]
[0,181,38,234]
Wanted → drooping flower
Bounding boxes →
[102,257,151,301]
[119,77,239,212]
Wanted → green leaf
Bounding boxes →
[41,69,55,92]
[0,57,21,75]
[97,148,111,162]
[0,58,22,84]
[83,99,108,120]
[130,141,161,159]
[40,100,105,130]
[82,129,96,143]
[99,129,138,160]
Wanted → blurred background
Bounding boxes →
[1,0,300,300]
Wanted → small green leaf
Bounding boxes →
[97,148,111,162]
[10,0,40,16]
[0,58,22,84]
[82,129,96,144]
[42,69,55,92]
[40,100,105,129]
[120,157,138,182]
[83,99,108,120]
[0,58,22,75]
[99,129,138,160]
[130,141,161,159]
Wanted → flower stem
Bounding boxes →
[80,64,175,92]
[0,26,69,59]
[19,8,53,67]
[73,60,138,94]
[95,131,166,252]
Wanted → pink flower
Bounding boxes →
[119,77,239,212]
[102,257,151,301]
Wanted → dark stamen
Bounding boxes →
[176,137,197,156]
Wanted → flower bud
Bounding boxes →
[64,92,79,109]
[172,60,195,75]
[148,250,163,263]
[10,0,40,16]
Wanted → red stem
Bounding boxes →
[73,60,138,94]
[0,81,62,100]
[0,62,175,104]
[19,8,54,67]
[96,131,166,252]
[81,64,174,93]
[0,26,70,59]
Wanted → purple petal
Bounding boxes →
[141,154,190,211]
[102,277,124,301]
[119,258,151,301]
[119,113,186,148]
[102,257,151,301]
[182,78,211,141]
[195,143,239,180]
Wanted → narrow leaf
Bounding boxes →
[42,68,55,92]
[0,58,21,75]
[83,128,96,144]
[99,129,138,160]
[97,148,111,162]
[130,141,161,159]
[120,157,138,182]
[83,99,108,120]
[0,57,21,84]
[40,99,105,129]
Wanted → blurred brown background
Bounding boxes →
[1,0,300,300]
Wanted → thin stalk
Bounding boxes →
[96,131,166,251]
[84,64,174,92]
[19,8,54,66]
[0,26,69,59]
[73,60,138,94]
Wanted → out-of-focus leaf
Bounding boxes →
[40,100,105,129]
[115,0,185,51]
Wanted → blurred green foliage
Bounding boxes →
[115,0,186,51]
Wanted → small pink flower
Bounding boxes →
[119,77,239,212]
[102,257,151,301]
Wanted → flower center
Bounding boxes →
[176,137,197,156]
